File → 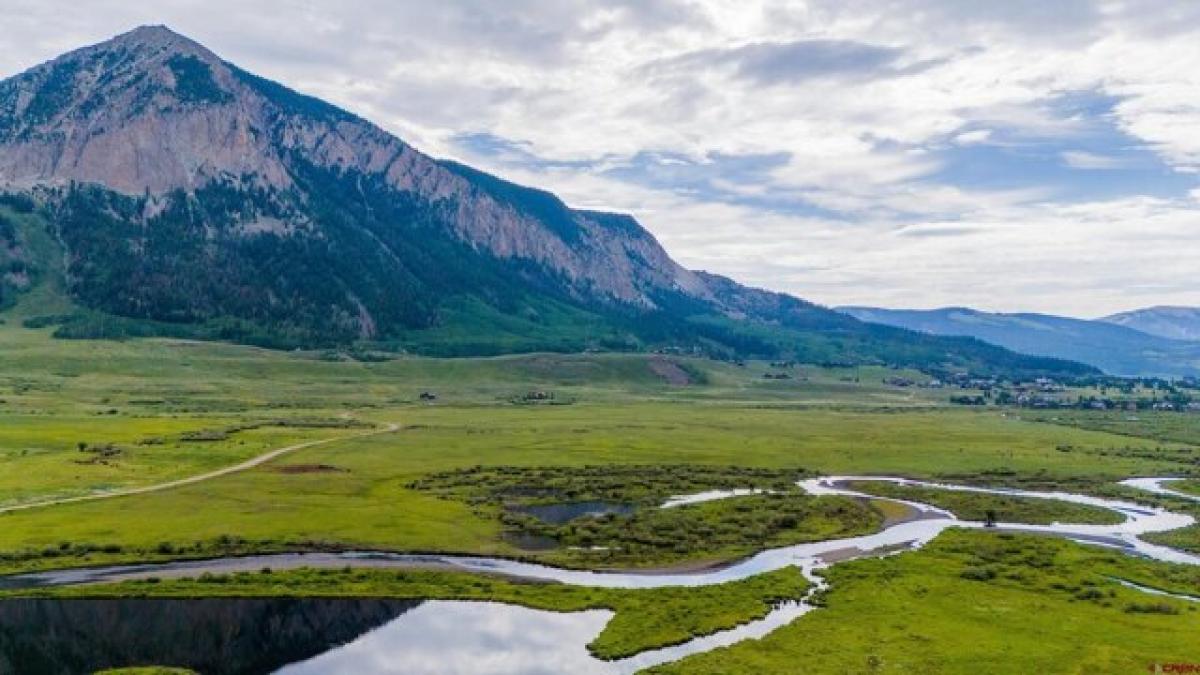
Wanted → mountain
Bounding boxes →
[0,26,1092,377]
[839,306,1200,378]
[1102,306,1200,342]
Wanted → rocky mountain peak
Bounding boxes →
[0,26,709,311]
[0,24,258,192]
[83,24,220,66]
[113,24,207,51]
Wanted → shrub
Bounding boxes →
[1125,602,1179,615]
[960,566,996,581]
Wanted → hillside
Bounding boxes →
[1102,307,1200,342]
[0,26,1091,377]
[839,306,1200,378]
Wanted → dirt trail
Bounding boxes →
[0,421,399,515]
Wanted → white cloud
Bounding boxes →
[1060,150,1132,170]
[1,0,1199,316]
[953,129,993,145]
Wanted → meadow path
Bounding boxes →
[0,421,400,515]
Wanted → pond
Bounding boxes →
[510,500,635,524]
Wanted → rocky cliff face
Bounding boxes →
[0,25,705,313]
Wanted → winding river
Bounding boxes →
[2,476,1199,674]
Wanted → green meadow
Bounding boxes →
[3,301,1200,672]
[2,401,1193,574]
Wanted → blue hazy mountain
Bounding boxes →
[839,306,1200,378]
[1102,306,1200,342]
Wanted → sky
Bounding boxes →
[2,0,1199,318]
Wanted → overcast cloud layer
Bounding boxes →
[3,0,1199,317]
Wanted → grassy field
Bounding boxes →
[0,417,365,509]
[1,402,1194,575]
[1023,409,1200,447]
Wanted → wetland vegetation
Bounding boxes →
[647,530,1200,674]
[843,480,1125,525]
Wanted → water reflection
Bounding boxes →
[278,597,817,675]
[277,601,615,675]
[0,596,813,675]
[0,597,418,675]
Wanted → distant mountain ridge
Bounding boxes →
[1102,306,1200,342]
[0,26,1092,377]
[839,306,1200,378]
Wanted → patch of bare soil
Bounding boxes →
[818,541,917,564]
[648,357,692,386]
[273,464,348,474]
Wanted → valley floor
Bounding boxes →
[2,316,1200,672]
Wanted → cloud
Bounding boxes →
[894,224,981,238]
[953,129,993,145]
[0,0,1198,316]
[1060,150,1134,170]
[648,39,911,86]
